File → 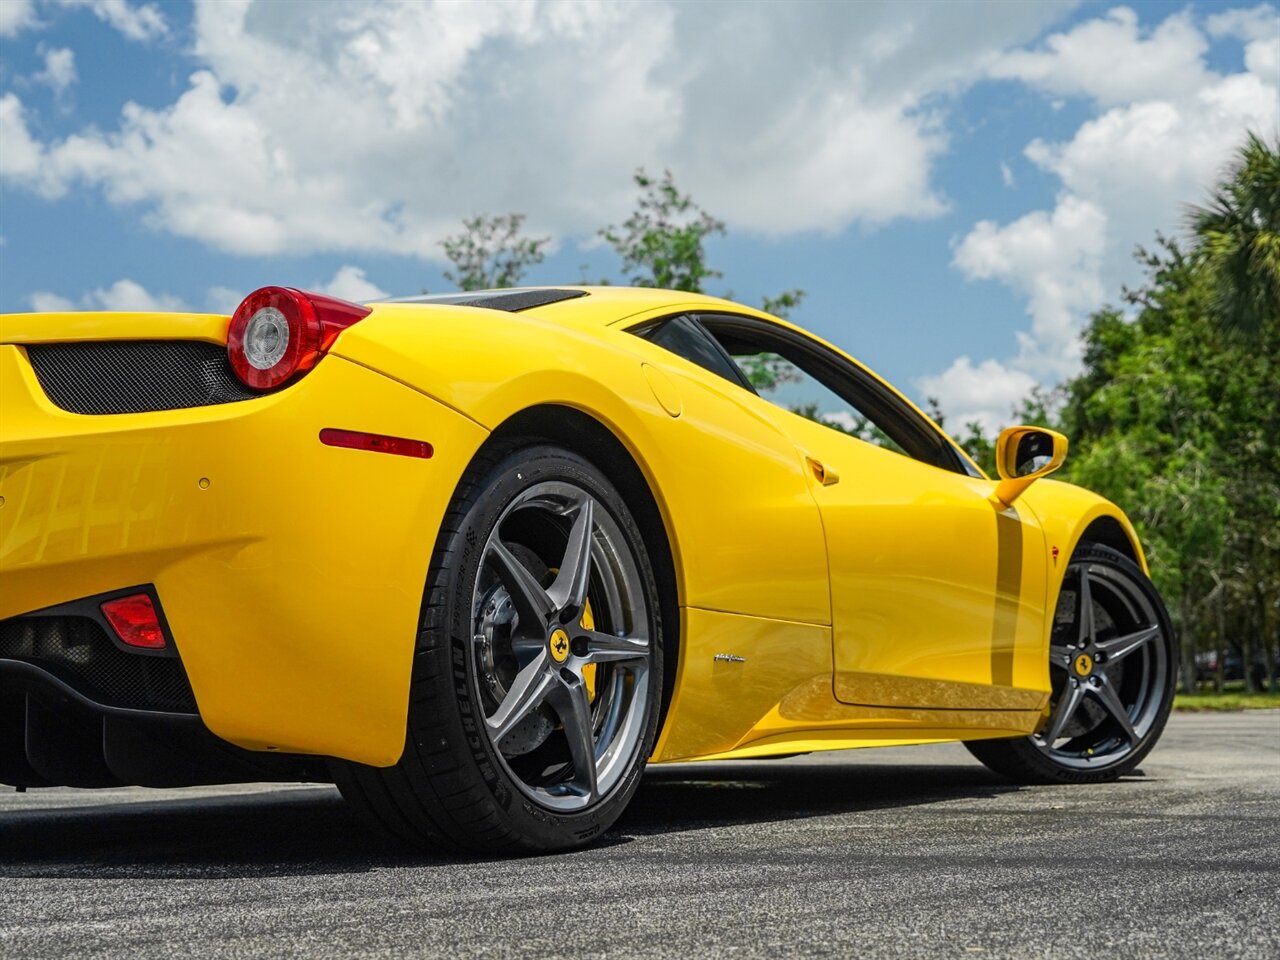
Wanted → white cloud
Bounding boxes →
[0,0,1071,258]
[28,291,76,312]
[91,278,186,311]
[953,194,1107,377]
[1000,161,1016,189]
[0,0,37,37]
[0,94,63,196]
[925,5,1279,433]
[917,357,1039,436]
[34,47,77,95]
[53,0,168,43]
[316,265,388,302]
[988,7,1211,107]
[27,278,187,312]
[820,410,861,434]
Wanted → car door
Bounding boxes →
[696,313,1050,711]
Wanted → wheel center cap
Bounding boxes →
[1074,652,1095,677]
[549,628,571,664]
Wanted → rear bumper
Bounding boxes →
[0,345,488,766]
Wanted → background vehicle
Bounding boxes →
[0,286,1177,851]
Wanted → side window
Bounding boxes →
[631,315,755,391]
[698,314,966,474]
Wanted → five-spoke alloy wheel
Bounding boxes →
[334,443,663,852]
[473,480,654,812]
[967,543,1177,784]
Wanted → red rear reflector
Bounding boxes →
[319,428,433,459]
[100,594,166,649]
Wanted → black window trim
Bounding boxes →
[691,312,971,476]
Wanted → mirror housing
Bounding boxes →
[993,426,1068,506]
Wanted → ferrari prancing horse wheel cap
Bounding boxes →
[549,628,571,663]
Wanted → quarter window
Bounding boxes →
[630,315,754,391]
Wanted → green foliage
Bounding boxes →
[441,214,550,291]
[1188,132,1280,334]
[1173,690,1280,711]
[599,170,725,292]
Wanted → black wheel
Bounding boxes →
[333,443,663,852]
[966,543,1176,784]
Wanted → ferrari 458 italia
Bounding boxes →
[0,286,1177,851]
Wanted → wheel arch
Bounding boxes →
[1076,514,1143,568]
[482,404,683,729]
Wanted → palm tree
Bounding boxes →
[1189,132,1280,334]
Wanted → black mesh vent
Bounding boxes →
[26,341,257,415]
[454,289,589,312]
[0,617,197,713]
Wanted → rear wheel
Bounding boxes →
[966,543,1176,784]
[334,443,662,852]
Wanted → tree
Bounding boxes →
[440,214,550,291]
[599,170,725,292]
[601,170,807,393]
[1188,132,1280,334]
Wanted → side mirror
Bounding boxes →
[993,426,1068,506]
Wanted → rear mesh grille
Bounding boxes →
[26,340,256,415]
[0,617,198,713]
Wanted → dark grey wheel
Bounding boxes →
[472,478,653,812]
[333,443,663,852]
[966,543,1176,784]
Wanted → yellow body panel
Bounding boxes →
[0,341,488,764]
[0,290,1145,768]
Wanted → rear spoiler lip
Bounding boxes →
[0,311,231,347]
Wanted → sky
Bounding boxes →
[1,0,1277,432]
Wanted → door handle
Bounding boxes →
[805,456,840,486]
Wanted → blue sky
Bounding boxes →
[1,0,1277,430]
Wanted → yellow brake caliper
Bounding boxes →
[581,599,598,703]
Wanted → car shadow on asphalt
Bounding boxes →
[621,760,1017,835]
[0,762,1018,879]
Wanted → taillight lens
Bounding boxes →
[227,286,371,390]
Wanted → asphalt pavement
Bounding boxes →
[2,711,1277,959]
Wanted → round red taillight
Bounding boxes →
[227,286,371,390]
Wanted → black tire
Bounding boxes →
[333,442,664,853]
[965,542,1177,785]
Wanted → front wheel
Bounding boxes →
[966,543,1177,784]
[334,443,663,852]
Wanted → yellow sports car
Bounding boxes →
[0,286,1176,852]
